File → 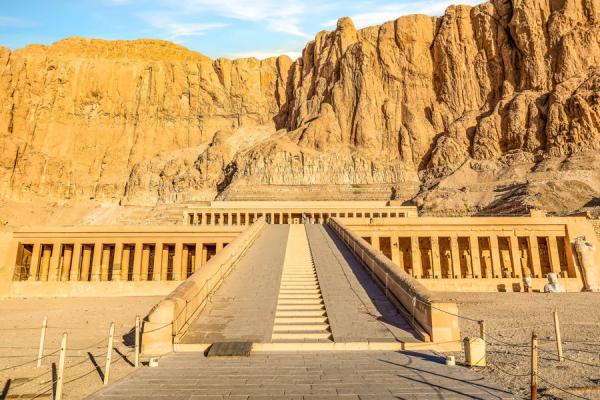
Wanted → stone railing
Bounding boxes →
[141,218,267,354]
[328,218,460,345]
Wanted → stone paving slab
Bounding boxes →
[305,225,419,343]
[181,225,289,344]
[89,351,515,399]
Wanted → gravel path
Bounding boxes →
[442,292,600,399]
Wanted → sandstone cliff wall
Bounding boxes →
[0,0,599,214]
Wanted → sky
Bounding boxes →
[0,0,482,60]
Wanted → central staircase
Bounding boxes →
[271,225,332,342]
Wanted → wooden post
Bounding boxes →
[55,333,67,400]
[479,320,486,342]
[553,311,564,362]
[104,322,115,385]
[135,316,140,368]
[37,316,47,367]
[531,332,538,400]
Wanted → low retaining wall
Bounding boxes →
[7,281,180,298]
[141,218,267,355]
[328,218,460,346]
[420,278,583,293]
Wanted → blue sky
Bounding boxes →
[0,0,482,59]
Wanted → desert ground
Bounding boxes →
[1,293,599,399]
[0,296,161,399]
[446,292,600,399]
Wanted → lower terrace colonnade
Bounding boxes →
[183,201,418,226]
[338,216,600,292]
[7,226,243,283]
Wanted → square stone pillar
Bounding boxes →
[131,242,143,281]
[509,236,521,277]
[48,242,62,281]
[216,241,224,253]
[410,236,422,278]
[160,245,170,281]
[489,235,502,278]
[194,242,203,273]
[547,236,562,274]
[245,212,250,225]
[39,244,52,281]
[172,242,183,280]
[371,236,380,251]
[450,236,461,279]
[152,243,164,281]
[181,245,189,279]
[430,236,441,279]
[391,236,400,266]
[80,245,92,281]
[120,245,132,281]
[140,245,150,281]
[469,236,482,278]
[90,242,104,282]
[69,242,82,281]
[28,242,42,281]
[60,245,74,281]
[112,243,123,281]
[528,235,543,278]
[100,245,112,281]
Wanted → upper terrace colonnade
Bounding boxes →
[183,200,418,225]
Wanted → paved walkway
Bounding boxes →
[181,225,289,344]
[306,225,419,343]
[89,351,514,399]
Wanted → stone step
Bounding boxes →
[274,317,328,324]
[271,332,332,340]
[272,324,330,331]
[275,310,327,317]
[276,304,325,311]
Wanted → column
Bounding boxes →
[391,236,401,266]
[28,243,41,281]
[489,235,502,278]
[469,236,482,278]
[69,242,82,281]
[371,236,380,251]
[528,235,543,278]
[132,242,143,281]
[547,236,562,274]
[216,241,224,253]
[152,243,164,281]
[450,236,461,279]
[245,212,250,225]
[172,242,183,280]
[181,245,189,279]
[60,245,73,281]
[100,245,111,281]
[90,242,103,282]
[202,244,208,268]
[194,242,204,273]
[160,245,169,281]
[564,236,579,278]
[39,244,52,281]
[48,242,62,281]
[80,245,92,281]
[410,236,422,278]
[140,245,150,281]
[509,236,521,277]
[430,236,441,279]
[120,245,131,281]
[112,243,123,281]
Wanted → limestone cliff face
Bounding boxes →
[0,0,599,215]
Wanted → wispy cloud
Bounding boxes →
[0,16,36,29]
[225,49,302,60]
[139,12,227,40]
[322,0,483,28]
[166,0,311,38]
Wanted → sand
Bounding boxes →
[444,292,600,399]
[0,296,161,399]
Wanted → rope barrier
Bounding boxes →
[538,375,593,400]
[0,349,60,372]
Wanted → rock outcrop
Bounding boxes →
[0,0,599,215]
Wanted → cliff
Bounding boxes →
[1,0,599,216]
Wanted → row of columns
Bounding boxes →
[15,240,226,282]
[188,211,405,225]
[368,234,576,279]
